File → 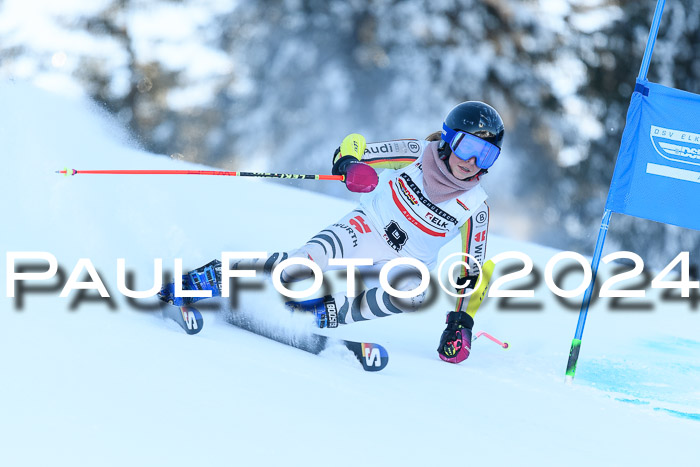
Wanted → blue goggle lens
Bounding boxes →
[441,124,501,169]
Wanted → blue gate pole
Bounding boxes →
[638,0,666,81]
[565,209,611,383]
[565,0,666,383]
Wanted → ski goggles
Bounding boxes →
[441,123,501,169]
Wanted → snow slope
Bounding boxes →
[1,83,699,467]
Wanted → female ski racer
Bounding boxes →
[159,101,505,364]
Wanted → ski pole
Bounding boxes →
[55,168,345,182]
[473,331,509,349]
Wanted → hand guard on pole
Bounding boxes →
[332,133,378,193]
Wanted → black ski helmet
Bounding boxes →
[441,101,505,150]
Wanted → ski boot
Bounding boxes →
[285,295,339,328]
[158,259,222,306]
[437,311,474,363]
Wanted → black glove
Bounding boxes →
[437,311,474,364]
[331,149,358,176]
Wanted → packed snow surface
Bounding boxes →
[1,83,699,466]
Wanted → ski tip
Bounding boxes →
[344,341,389,372]
[178,306,204,335]
[162,304,204,335]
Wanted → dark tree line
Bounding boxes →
[3,0,699,266]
